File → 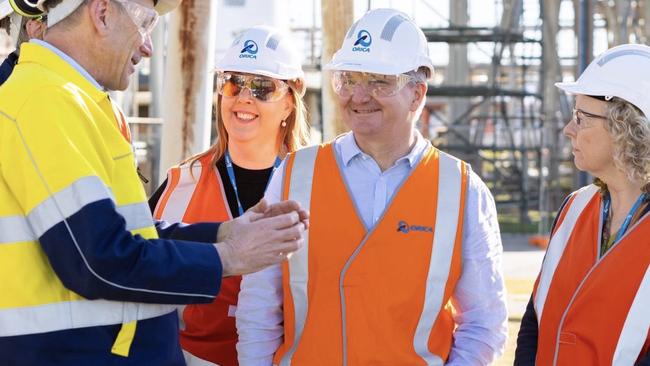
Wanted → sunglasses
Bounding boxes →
[216,72,290,102]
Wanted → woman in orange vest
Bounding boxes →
[515,44,650,365]
[149,25,310,366]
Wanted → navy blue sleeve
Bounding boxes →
[39,199,222,304]
[155,220,220,243]
[0,51,18,86]
[514,296,538,365]
[638,350,650,365]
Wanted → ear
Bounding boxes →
[410,82,427,112]
[25,19,46,40]
[88,0,111,36]
[281,92,295,121]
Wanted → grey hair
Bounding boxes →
[605,97,650,184]
[405,66,429,121]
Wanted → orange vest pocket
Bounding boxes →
[559,331,577,345]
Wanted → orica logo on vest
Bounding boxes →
[353,30,372,53]
[397,220,433,234]
[240,40,259,59]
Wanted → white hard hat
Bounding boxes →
[215,25,305,89]
[325,8,434,78]
[0,0,14,20]
[556,43,650,118]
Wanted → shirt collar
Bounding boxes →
[30,39,104,91]
[338,130,430,168]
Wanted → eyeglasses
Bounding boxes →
[112,0,159,37]
[331,71,417,98]
[216,72,290,102]
[572,108,607,129]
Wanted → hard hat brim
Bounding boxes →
[154,0,181,15]
[325,59,434,79]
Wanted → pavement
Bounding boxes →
[501,233,545,319]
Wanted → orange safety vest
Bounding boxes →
[153,154,239,366]
[534,185,650,365]
[273,143,468,366]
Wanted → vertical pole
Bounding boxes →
[577,0,593,187]
[159,0,217,181]
[321,0,354,141]
[539,0,561,233]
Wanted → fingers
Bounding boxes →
[258,211,301,231]
[248,198,268,214]
[265,200,302,218]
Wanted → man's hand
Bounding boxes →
[214,199,307,276]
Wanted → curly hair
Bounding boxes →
[604,97,650,185]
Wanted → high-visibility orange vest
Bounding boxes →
[153,154,239,366]
[272,143,468,366]
[534,185,650,366]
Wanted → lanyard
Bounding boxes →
[224,150,282,217]
[602,192,647,244]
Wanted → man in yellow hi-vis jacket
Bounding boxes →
[0,0,307,365]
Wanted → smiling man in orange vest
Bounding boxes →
[236,8,508,366]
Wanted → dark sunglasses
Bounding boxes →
[216,72,290,102]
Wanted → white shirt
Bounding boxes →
[237,132,508,365]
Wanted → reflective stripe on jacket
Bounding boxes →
[534,185,650,365]
[154,154,240,366]
[272,143,468,366]
[0,42,221,365]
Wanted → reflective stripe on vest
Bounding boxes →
[612,265,650,365]
[413,151,463,365]
[154,163,204,222]
[534,184,599,322]
[534,184,650,365]
[278,144,466,365]
[279,145,319,366]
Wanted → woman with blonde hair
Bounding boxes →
[515,43,650,365]
[150,25,310,366]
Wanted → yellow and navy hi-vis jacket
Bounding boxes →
[0,43,224,365]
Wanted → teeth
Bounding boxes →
[354,109,379,113]
[236,112,257,121]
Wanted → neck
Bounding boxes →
[45,32,100,83]
[354,130,417,171]
[602,172,644,221]
[227,138,281,169]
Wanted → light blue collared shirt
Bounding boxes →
[335,131,430,228]
[30,39,103,90]
[238,131,508,366]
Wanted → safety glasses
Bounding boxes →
[112,0,159,37]
[216,72,290,102]
[331,71,417,98]
[571,108,607,130]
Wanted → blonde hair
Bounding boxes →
[605,97,650,185]
[185,81,310,168]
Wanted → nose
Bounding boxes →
[237,87,254,103]
[140,33,153,58]
[350,83,372,104]
[563,118,576,138]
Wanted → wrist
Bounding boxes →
[214,243,234,277]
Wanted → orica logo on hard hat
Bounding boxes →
[240,40,259,59]
[352,30,372,53]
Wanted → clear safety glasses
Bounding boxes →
[112,0,159,37]
[331,71,418,98]
[216,72,290,102]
